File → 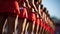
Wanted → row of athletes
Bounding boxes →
[0,0,54,34]
[0,0,42,34]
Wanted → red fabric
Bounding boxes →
[27,12,36,21]
[0,0,19,14]
[50,28,54,34]
[39,19,54,34]
[40,9,54,34]
[19,7,27,18]
[20,0,25,3]
[36,18,40,25]
[44,23,54,34]
[40,19,44,27]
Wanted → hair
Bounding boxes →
[34,0,38,2]
[34,0,42,4]
[40,4,43,9]
[43,7,46,12]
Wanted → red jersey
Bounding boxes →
[19,7,27,18]
[27,12,36,21]
[0,0,20,14]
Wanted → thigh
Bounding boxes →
[18,19,24,34]
[7,16,16,32]
[27,21,33,34]
[18,18,27,34]
[0,15,7,34]
[7,15,18,34]
[0,15,6,28]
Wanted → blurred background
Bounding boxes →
[42,0,60,34]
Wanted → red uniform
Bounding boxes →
[27,12,36,22]
[40,20,54,34]
[0,0,20,15]
[0,0,20,34]
[19,7,27,18]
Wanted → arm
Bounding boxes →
[32,0,38,12]
[25,0,31,8]
[14,1,20,15]
[26,0,38,12]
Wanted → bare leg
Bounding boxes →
[18,19,24,34]
[14,15,18,34]
[36,24,39,34]
[18,18,27,34]
[2,19,7,34]
[0,15,6,34]
[25,22,29,34]
[34,24,37,34]
[40,26,43,34]
[31,21,35,34]
[41,27,45,34]
[7,16,16,34]
[27,21,33,34]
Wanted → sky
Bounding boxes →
[42,0,60,19]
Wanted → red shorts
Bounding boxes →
[27,12,36,22]
[36,18,40,25]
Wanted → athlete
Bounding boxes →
[0,0,20,34]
